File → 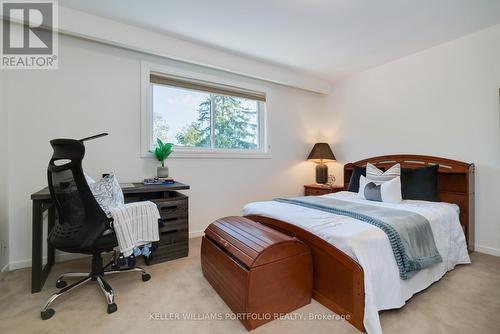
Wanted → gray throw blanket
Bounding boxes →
[274,196,442,279]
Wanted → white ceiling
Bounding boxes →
[59,0,500,83]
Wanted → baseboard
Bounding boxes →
[475,244,500,257]
[189,230,203,238]
[1,263,9,273]
[7,253,90,271]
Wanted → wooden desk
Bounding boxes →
[30,182,190,293]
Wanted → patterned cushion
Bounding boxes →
[366,163,400,184]
[89,174,124,215]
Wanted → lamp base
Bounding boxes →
[316,163,328,184]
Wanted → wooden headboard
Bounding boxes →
[344,155,475,252]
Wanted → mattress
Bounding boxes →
[243,191,470,334]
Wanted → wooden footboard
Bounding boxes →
[245,215,365,332]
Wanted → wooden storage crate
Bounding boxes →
[201,216,313,330]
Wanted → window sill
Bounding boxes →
[142,150,272,159]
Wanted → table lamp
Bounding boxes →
[307,143,336,184]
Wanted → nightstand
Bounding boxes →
[304,184,344,196]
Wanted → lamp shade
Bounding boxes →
[307,143,336,162]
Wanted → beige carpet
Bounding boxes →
[1,237,499,334]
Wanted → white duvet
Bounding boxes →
[243,191,470,334]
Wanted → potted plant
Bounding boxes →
[152,138,173,178]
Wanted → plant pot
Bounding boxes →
[157,166,169,178]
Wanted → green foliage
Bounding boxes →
[175,98,211,147]
[152,138,173,167]
[176,95,257,149]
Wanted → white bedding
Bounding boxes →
[243,191,470,334]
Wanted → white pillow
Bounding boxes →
[89,174,124,215]
[359,175,402,203]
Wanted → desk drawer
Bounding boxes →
[160,216,188,227]
[147,240,189,265]
[153,198,188,220]
[158,225,188,245]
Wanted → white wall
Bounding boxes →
[3,35,328,269]
[326,24,500,256]
[0,70,9,270]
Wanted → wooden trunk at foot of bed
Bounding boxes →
[245,215,366,332]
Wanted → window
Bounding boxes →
[142,64,269,158]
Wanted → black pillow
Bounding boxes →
[401,165,439,202]
[347,166,366,192]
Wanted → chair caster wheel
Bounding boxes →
[41,308,55,320]
[142,273,151,282]
[107,303,117,314]
[56,280,67,288]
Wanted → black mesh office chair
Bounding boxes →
[40,133,151,320]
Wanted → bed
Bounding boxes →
[243,155,474,333]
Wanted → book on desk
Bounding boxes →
[143,177,175,185]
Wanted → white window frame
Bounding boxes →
[141,61,270,159]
